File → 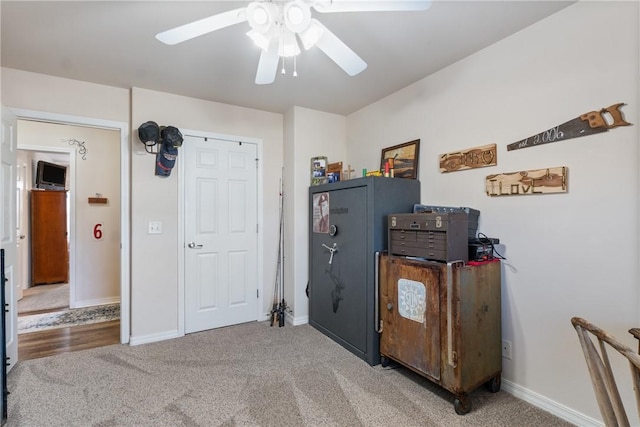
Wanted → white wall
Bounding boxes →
[17,120,121,306]
[346,1,639,424]
[130,87,283,341]
[284,106,347,324]
[1,68,130,123]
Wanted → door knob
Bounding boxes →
[187,242,203,249]
[387,302,394,311]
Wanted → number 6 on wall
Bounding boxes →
[93,223,103,240]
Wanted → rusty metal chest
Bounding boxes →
[379,254,502,414]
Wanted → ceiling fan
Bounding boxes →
[156,0,432,84]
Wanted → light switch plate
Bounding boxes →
[148,221,162,234]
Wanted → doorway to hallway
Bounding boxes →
[16,119,123,356]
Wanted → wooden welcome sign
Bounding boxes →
[440,143,497,173]
[486,166,567,197]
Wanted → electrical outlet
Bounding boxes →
[502,340,513,360]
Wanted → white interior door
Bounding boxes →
[1,106,19,372]
[184,136,258,333]
[15,158,27,301]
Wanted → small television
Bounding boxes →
[35,161,67,190]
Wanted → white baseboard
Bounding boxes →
[286,312,308,326]
[502,379,601,426]
[129,330,181,346]
[73,296,120,309]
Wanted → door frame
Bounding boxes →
[17,146,75,304]
[11,108,131,344]
[177,128,264,336]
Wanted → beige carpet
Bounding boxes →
[17,283,69,314]
[5,321,573,427]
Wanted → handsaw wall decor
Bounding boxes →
[507,103,631,151]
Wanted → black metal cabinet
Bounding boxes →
[308,177,420,365]
[1,249,7,421]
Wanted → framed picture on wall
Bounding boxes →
[380,139,420,179]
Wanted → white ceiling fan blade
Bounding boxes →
[313,0,432,13]
[156,7,247,45]
[314,22,367,76]
[255,40,280,85]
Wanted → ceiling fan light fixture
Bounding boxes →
[246,28,274,51]
[299,19,324,50]
[247,1,278,33]
[283,0,311,33]
[278,31,301,57]
[157,0,429,84]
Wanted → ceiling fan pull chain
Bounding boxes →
[279,23,286,75]
[293,55,298,77]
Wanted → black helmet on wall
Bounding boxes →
[161,125,183,148]
[138,121,160,146]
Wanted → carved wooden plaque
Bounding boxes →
[486,166,567,197]
[440,143,497,173]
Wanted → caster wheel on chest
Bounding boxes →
[453,395,472,415]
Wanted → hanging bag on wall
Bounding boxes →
[155,141,178,177]
[139,121,183,176]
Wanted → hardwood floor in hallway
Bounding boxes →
[18,282,121,360]
[18,320,120,361]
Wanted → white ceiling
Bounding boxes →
[1,1,574,116]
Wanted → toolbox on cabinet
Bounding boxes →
[388,212,468,262]
[412,205,480,239]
